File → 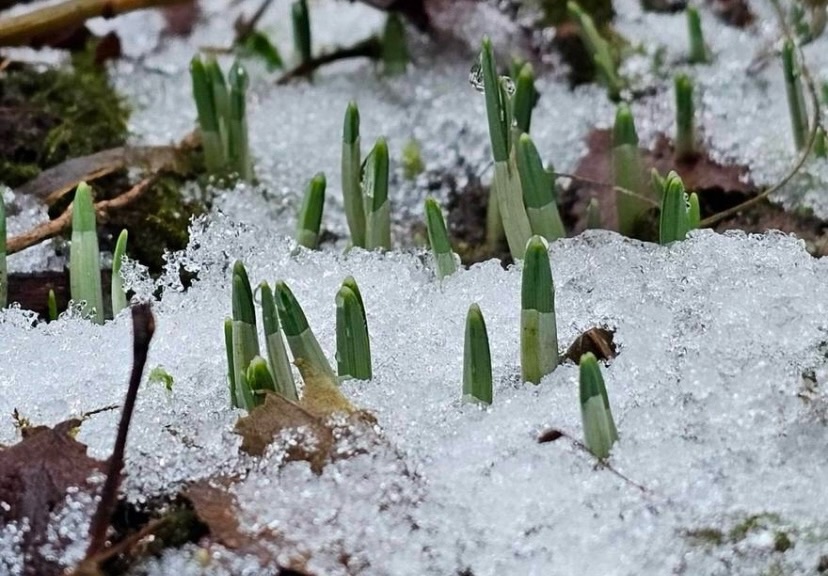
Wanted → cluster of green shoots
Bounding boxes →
[225,261,371,410]
[190,57,253,182]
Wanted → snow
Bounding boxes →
[2,0,828,574]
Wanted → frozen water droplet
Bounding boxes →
[468,59,484,93]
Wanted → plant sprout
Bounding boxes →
[291,0,312,66]
[47,289,57,321]
[424,197,458,279]
[481,37,532,260]
[111,229,128,316]
[659,172,698,244]
[512,62,537,135]
[382,13,408,75]
[69,182,104,324]
[686,7,710,64]
[190,56,223,174]
[521,236,559,385]
[516,133,566,241]
[613,104,649,236]
[296,172,326,249]
[336,276,372,381]
[579,352,618,459]
[228,261,261,409]
[402,139,424,180]
[362,137,391,250]
[782,40,809,151]
[0,192,5,309]
[567,1,623,100]
[674,73,697,161]
[228,62,253,181]
[463,303,492,405]
[815,126,827,158]
[275,280,338,384]
[342,102,366,248]
[260,282,298,401]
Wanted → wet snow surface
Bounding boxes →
[2,0,828,574]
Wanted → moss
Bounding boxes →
[684,527,725,547]
[0,41,129,188]
[774,531,793,553]
[729,513,782,542]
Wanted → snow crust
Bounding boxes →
[2,0,828,574]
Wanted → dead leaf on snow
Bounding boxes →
[563,327,617,363]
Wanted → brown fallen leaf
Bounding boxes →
[0,418,106,576]
[563,327,617,363]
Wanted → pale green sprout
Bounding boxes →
[512,62,537,135]
[260,282,298,401]
[205,57,231,158]
[48,289,57,321]
[342,102,366,248]
[402,139,425,180]
[189,56,224,173]
[659,172,697,244]
[424,197,458,279]
[336,277,372,381]
[521,236,559,385]
[0,192,5,309]
[686,7,710,64]
[111,229,128,316]
[275,280,338,384]
[69,182,104,324]
[782,40,809,151]
[463,303,493,405]
[148,366,175,391]
[688,192,701,230]
[567,1,623,100]
[674,74,697,161]
[579,352,618,459]
[229,261,261,410]
[516,133,566,241]
[246,356,277,403]
[296,172,326,249]
[815,126,827,158]
[586,198,601,229]
[291,0,312,66]
[613,104,650,236]
[228,62,254,181]
[363,138,391,250]
[224,318,237,407]
[382,13,409,75]
[481,37,533,260]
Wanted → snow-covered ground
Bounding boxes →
[2,0,828,574]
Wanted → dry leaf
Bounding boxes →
[294,359,355,417]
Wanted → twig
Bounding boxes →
[276,36,382,85]
[233,0,273,42]
[84,303,155,558]
[71,517,170,575]
[700,3,822,227]
[0,0,189,46]
[6,176,156,256]
[80,404,120,420]
[557,171,661,208]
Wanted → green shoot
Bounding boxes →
[688,192,701,230]
[516,133,566,241]
[382,13,409,75]
[512,62,538,135]
[246,356,277,405]
[48,289,57,321]
[659,172,692,244]
[205,57,231,156]
[521,236,559,385]
[815,126,827,158]
[424,197,457,279]
[567,1,623,100]
[69,182,104,324]
[148,366,175,391]
[402,139,425,180]
[296,172,326,249]
[336,277,372,381]
[586,198,601,229]
[363,137,391,250]
[0,192,5,309]
[274,280,338,384]
[228,62,254,182]
[674,74,697,161]
[231,261,260,409]
[190,56,224,175]
[224,317,237,408]
[292,0,312,66]
[342,102,366,248]
[463,303,492,405]
[260,282,298,401]
[111,229,128,316]
[579,352,618,459]
[686,7,710,64]
[782,40,809,151]
[612,104,649,236]
[240,30,283,71]
[481,37,533,260]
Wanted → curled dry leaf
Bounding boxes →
[563,327,617,363]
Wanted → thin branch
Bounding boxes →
[701,3,821,227]
[6,176,156,256]
[85,303,155,558]
[0,0,189,46]
[276,36,382,85]
[557,171,661,209]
